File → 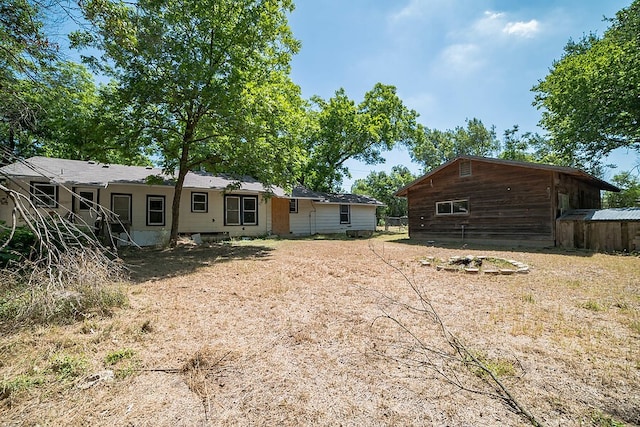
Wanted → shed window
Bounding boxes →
[459,160,472,177]
[225,195,258,226]
[340,204,350,224]
[31,182,58,208]
[289,199,298,213]
[191,192,208,213]
[436,199,469,216]
[147,195,165,226]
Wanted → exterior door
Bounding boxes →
[271,197,290,235]
[76,188,98,227]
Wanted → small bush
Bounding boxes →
[0,225,36,267]
[0,373,45,400]
[581,300,606,312]
[105,348,135,366]
[49,353,88,380]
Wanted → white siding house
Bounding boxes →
[0,157,285,246]
[288,186,383,236]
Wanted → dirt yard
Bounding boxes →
[1,233,639,426]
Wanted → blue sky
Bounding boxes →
[287,0,637,190]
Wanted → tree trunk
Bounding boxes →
[168,128,194,247]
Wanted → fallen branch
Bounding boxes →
[369,243,545,427]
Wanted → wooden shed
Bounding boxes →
[556,208,640,252]
[395,156,620,247]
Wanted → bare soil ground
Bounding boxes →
[1,233,639,426]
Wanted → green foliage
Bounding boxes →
[581,300,606,312]
[104,348,135,366]
[587,409,626,427]
[533,0,640,170]
[73,0,303,245]
[302,84,425,192]
[408,118,499,172]
[351,165,415,219]
[467,351,516,379]
[603,171,640,207]
[0,225,36,266]
[49,353,88,380]
[0,372,45,399]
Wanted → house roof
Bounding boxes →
[291,185,384,206]
[394,156,620,196]
[0,156,286,196]
[558,208,640,221]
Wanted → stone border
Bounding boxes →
[420,255,530,275]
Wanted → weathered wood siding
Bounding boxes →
[557,220,640,252]
[407,160,556,244]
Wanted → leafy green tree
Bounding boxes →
[73,0,303,245]
[0,0,57,161]
[351,165,415,220]
[533,0,640,170]
[603,171,640,207]
[301,84,425,192]
[408,118,499,172]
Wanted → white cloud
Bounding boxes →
[440,43,484,72]
[471,11,541,39]
[503,20,540,38]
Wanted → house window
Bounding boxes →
[289,199,298,213]
[111,194,132,223]
[78,191,94,211]
[147,195,165,226]
[459,160,472,177]
[340,204,350,224]
[225,195,258,226]
[436,199,469,216]
[31,182,58,208]
[191,192,208,213]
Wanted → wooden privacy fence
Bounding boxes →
[556,208,640,252]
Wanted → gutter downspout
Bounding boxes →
[309,200,317,235]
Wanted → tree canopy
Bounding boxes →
[407,118,499,172]
[533,0,640,170]
[351,165,415,219]
[301,84,425,192]
[73,0,303,245]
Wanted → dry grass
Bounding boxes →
[0,233,638,426]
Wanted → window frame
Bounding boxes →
[191,192,208,213]
[435,199,469,216]
[111,193,132,224]
[224,195,259,226]
[78,191,94,211]
[289,198,298,213]
[146,195,166,226]
[339,204,351,224]
[31,182,58,208]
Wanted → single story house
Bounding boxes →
[287,186,383,236]
[0,157,384,245]
[0,156,287,246]
[395,156,620,247]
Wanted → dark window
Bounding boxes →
[78,191,94,211]
[31,182,58,208]
[191,192,208,213]
[289,199,298,213]
[436,200,469,216]
[111,194,132,223]
[340,204,350,224]
[225,195,258,226]
[147,195,165,226]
